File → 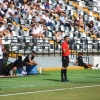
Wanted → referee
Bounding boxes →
[61,35,70,82]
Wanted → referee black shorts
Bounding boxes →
[62,56,69,67]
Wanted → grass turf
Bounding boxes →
[0,69,100,100]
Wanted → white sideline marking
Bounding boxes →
[12,85,35,88]
[0,85,100,97]
[0,80,16,82]
[2,85,35,89]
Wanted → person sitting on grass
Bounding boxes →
[6,56,27,76]
[6,63,17,76]
[74,52,93,69]
[13,56,27,76]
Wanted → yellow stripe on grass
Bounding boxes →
[38,66,84,71]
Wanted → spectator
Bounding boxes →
[16,7,21,15]
[31,16,35,24]
[14,0,20,7]
[78,14,84,29]
[39,24,47,37]
[29,24,36,36]
[40,2,45,11]
[0,15,7,25]
[87,20,94,30]
[0,3,5,18]
[6,4,15,22]
[23,51,39,74]
[85,23,91,34]
[72,8,81,21]
[21,2,29,14]
[35,12,41,23]
[0,22,6,37]
[6,24,13,36]
[44,1,50,13]
[2,1,8,13]
[13,56,27,76]
[54,3,66,15]
[0,31,4,37]
[59,13,72,32]
[23,51,37,66]
[42,12,55,27]
[55,31,64,43]
[29,23,45,39]
[87,20,99,35]
[39,18,45,25]
[8,63,17,76]
[13,12,21,24]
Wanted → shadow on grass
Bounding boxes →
[0,73,51,78]
[43,79,61,82]
[86,76,100,78]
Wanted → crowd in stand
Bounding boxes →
[0,0,100,40]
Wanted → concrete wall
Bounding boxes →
[35,57,62,68]
[35,56,76,68]
[89,56,100,67]
[7,56,100,69]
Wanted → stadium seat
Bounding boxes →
[33,46,37,51]
[10,24,16,31]
[9,45,19,51]
[15,25,21,31]
[80,32,86,38]
[12,30,19,36]
[11,36,18,43]
[22,13,27,19]
[20,19,26,25]
[25,36,33,43]
[22,30,29,36]
[2,37,11,44]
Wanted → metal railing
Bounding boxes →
[3,37,100,58]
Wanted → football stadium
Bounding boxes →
[0,0,100,100]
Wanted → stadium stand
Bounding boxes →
[0,0,100,56]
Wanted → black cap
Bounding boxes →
[64,35,69,39]
[32,51,36,54]
[8,24,12,27]
[78,52,83,55]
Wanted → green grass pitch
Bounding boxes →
[0,69,100,100]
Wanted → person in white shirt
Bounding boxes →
[30,23,45,39]
[21,3,28,14]
[0,36,5,76]
[35,23,45,39]
[42,12,55,27]
[59,13,71,31]
[2,1,8,13]
[0,22,5,32]
[6,4,15,18]
[35,13,41,23]
[40,2,45,11]
[0,0,4,4]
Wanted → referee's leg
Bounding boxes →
[61,56,69,82]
